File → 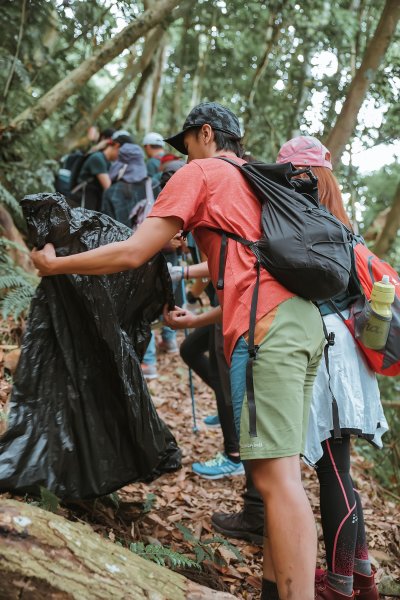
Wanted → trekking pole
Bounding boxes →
[177,251,198,433]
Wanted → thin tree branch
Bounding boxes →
[1,0,27,113]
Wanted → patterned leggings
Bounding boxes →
[316,435,369,575]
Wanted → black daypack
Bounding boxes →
[212,157,352,438]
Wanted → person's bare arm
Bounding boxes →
[163,305,222,329]
[31,216,182,276]
[187,261,209,278]
[97,173,111,190]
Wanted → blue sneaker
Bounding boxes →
[203,414,220,428]
[192,453,245,480]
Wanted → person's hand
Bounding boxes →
[163,304,197,329]
[167,263,184,284]
[31,243,57,276]
[169,233,183,250]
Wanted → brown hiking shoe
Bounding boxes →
[353,569,379,600]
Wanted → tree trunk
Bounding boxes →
[372,180,400,257]
[60,26,164,153]
[138,69,156,134]
[151,38,168,125]
[325,0,400,166]
[0,499,235,600]
[0,205,34,273]
[118,58,157,128]
[0,0,181,141]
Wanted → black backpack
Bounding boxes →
[211,157,352,438]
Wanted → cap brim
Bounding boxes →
[164,131,187,155]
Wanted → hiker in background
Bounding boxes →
[277,136,388,600]
[69,130,132,211]
[54,128,116,197]
[176,267,244,480]
[32,102,326,600]
[142,131,165,197]
[102,140,147,228]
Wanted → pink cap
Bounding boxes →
[277,136,332,170]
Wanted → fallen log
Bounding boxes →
[0,499,235,600]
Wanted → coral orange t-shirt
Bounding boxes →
[149,155,295,363]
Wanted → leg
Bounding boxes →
[352,484,378,599]
[213,323,239,457]
[179,325,212,384]
[251,455,317,600]
[229,298,324,599]
[316,436,356,596]
[141,332,157,379]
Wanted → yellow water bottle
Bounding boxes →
[360,275,395,350]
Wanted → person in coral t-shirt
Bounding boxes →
[32,102,324,600]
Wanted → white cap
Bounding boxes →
[142,132,165,147]
[112,129,131,140]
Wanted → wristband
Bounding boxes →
[186,265,190,280]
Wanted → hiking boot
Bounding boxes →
[315,571,355,599]
[211,508,264,545]
[316,568,378,600]
[203,414,220,427]
[192,452,244,480]
[158,339,179,354]
[353,569,379,600]
[141,363,158,380]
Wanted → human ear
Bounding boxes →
[202,124,213,144]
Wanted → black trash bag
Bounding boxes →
[0,193,181,500]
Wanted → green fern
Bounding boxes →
[0,239,39,319]
[0,184,25,230]
[129,542,200,570]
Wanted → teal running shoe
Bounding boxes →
[192,452,245,480]
[203,414,220,427]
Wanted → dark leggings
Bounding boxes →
[179,324,239,456]
[316,435,369,575]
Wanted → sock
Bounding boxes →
[227,454,241,464]
[327,571,353,596]
[261,579,280,600]
[354,557,372,576]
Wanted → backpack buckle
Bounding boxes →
[327,332,335,346]
[249,344,259,359]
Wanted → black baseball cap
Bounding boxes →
[165,101,242,155]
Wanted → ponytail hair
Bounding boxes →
[311,166,352,229]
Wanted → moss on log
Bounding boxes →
[0,499,235,600]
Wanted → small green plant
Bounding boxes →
[38,486,60,513]
[129,542,201,569]
[176,522,243,567]
[142,492,157,513]
[0,239,39,320]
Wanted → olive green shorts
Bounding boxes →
[230,297,325,460]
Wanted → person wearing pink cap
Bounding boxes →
[276,136,387,600]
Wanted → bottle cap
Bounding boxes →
[381,275,390,284]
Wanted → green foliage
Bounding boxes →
[176,522,243,566]
[0,239,39,320]
[359,378,400,495]
[38,486,60,513]
[129,521,243,573]
[143,492,157,513]
[129,541,201,569]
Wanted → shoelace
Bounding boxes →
[203,452,227,467]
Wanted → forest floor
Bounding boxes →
[0,328,399,599]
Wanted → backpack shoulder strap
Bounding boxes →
[205,227,254,290]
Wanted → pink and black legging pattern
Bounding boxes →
[316,435,369,575]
